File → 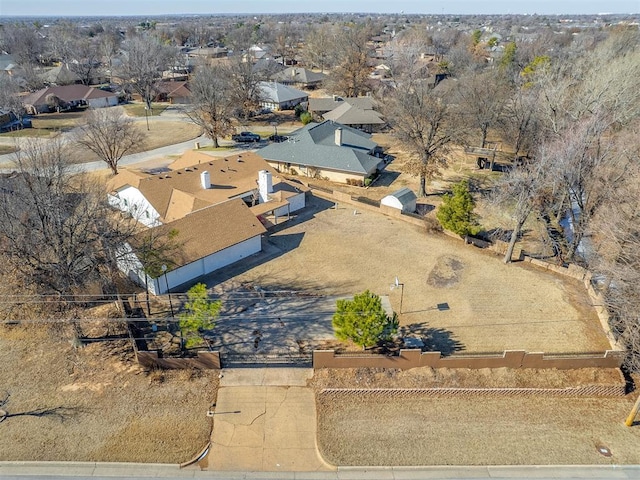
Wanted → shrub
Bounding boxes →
[300,111,313,125]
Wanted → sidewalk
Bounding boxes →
[206,368,333,472]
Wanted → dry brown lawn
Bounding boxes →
[313,368,640,466]
[71,119,201,164]
[317,393,640,466]
[0,322,217,463]
[218,195,611,354]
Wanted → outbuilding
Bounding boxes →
[381,188,417,213]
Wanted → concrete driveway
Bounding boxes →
[207,368,334,472]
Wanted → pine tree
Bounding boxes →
[332,290,397,349]
[436,180,481,237]
[179,283,221,349]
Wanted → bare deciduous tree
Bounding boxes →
[186,64,234,148]
[118,35,176,110]
[454,70,512,150]
[325,25,372,97]
[384,81,455,197]
[74,107,146,175]
[0,138,134,296]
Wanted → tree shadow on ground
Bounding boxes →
[399,323,465,356]
[372,170,400,188]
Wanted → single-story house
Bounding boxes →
[156,81,191,104]
[118,199,266,294]
[271,67,326,89]
[108,151,307,228]
[322,102,385,133]
[0,53,19,76]
[38,64,81,85]
[308,96,377,116]
[381,188,417,213]
[109,151,307,293]
[257,120,387,184]
[258,81,308,111]
[22,85,118,114]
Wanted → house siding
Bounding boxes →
[157,235,262,293]
[266,160,367,184]
[108,187,162,227]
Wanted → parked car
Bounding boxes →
[232,131,261,143]
[268,134,288,143]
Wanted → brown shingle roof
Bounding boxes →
[22,85,116,108]
[111,151,283,222]
[133,199,266,270]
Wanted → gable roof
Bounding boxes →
[110,151,286,222]
[0,54,17,71]
[387,187,417,205]
[272,67,326,85]
[322,102,385,125]
[308,96,376,114]
[258,81,308,104]
[22,85,116,108]
[258,120,381,176]
[157,80,191,99]
[38,64,81,85]
[133,199,266,270]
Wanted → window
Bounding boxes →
[145,211,150,219]
[123,199,128,207]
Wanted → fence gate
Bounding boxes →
[220,349,312,368]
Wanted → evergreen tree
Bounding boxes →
[436,180,481,237]
[332,290,397,349]
[179,283,221,349]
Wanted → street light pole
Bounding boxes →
[161,264,174,319]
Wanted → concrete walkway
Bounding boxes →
[207,368,334,472]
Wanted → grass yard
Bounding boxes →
[317,393,640,466]
[71,119,202,164]
[123,102,169,117]
[0,111,86,138]
[211,195,611,354]
[0,322,216,463]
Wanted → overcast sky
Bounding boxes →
[1,0,638,16]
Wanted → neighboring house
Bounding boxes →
[252,58,286,77]
[258,81,308,111]
[308,96,377,117]
[258,120,387,184]
[38,64,82,86]
[309,96,384,133]
[0,53,18,76]
[108,151,308,292]
[271,67,326,89]
[156,81,191,104]
[22,85,118,114]
[381,188,417,213]
[322,102,385,133]
[185,46,228,62]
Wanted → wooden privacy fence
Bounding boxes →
[313,349,624,370]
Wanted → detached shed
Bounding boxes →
[381,188,417,213]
